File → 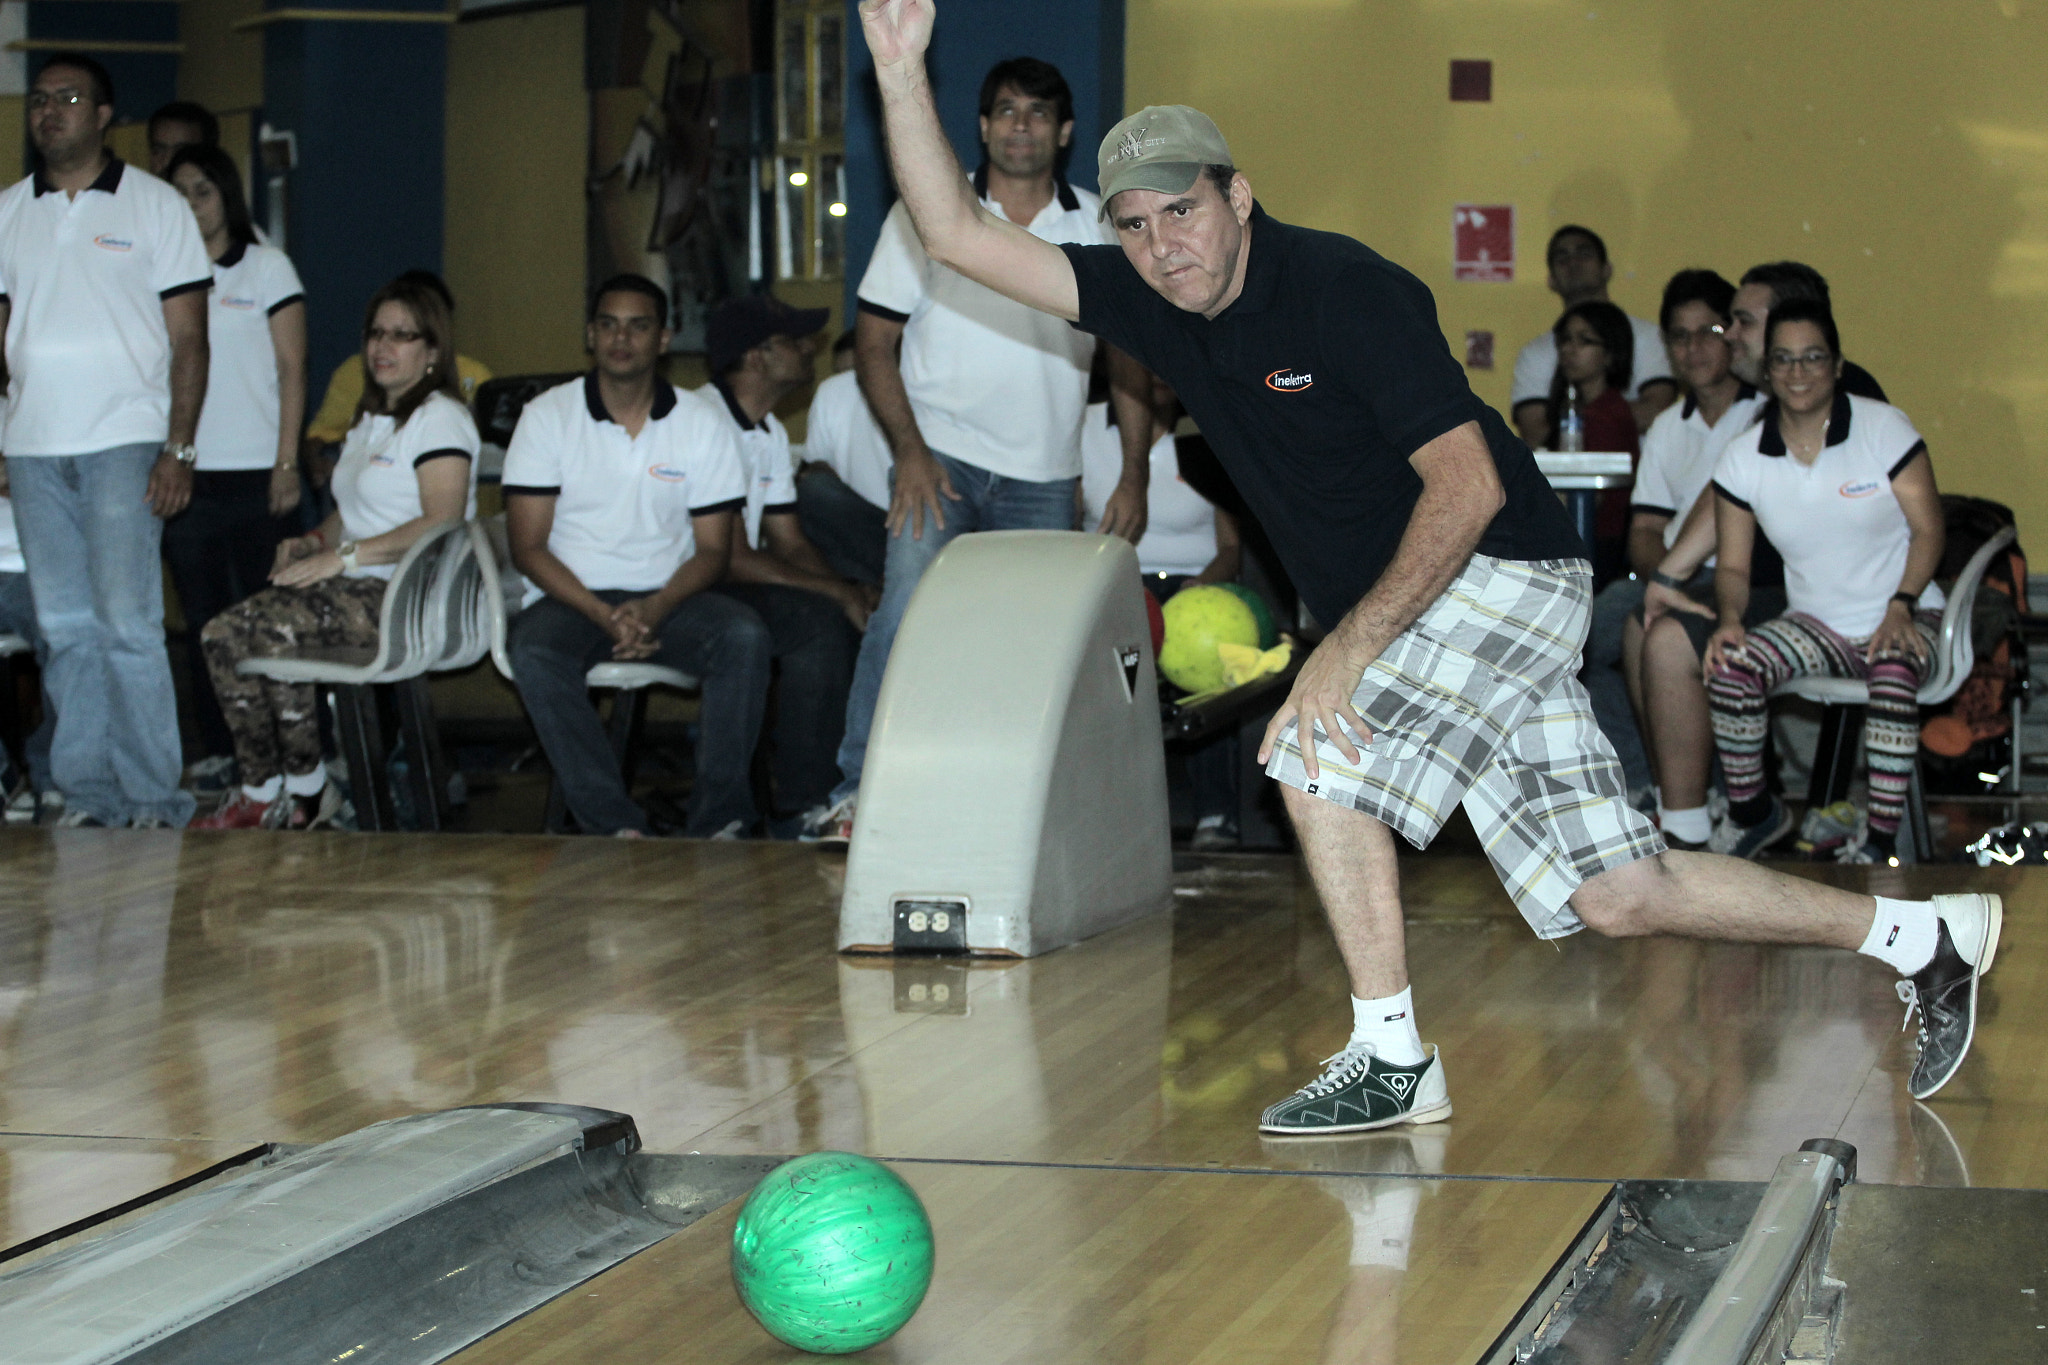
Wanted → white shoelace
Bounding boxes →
[1298,1045,1376,1098]
[1897,979,1926,1038]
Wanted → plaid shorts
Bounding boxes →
[1266,554,1664,938]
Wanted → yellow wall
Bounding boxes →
[180,0,264,112]
[444,5,591,375]
[1126,0,2048,545]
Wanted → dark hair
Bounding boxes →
[1203,164,1238,197]
[830,327,856,357]
[978,57,1073,128]
[1547,225,1607,266]
[149,101,219,147]
[1659,268,1735,331]
[1761,297,1841,365]
[588,272,668,323]
[356,277,463,426]
[36,53,114,110]
[396,269,455,313]
[1740,260,1830,310]
[163,144,255,250]
[1547,300,1633,434]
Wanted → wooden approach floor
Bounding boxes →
[0,828,2039,1361]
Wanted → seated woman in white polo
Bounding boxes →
[195,276,477,829]
[1644,298,1944,864]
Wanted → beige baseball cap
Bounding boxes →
[1096,105,1233,220]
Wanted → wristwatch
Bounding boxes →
[338,540,361,574]
[163,442,197,467]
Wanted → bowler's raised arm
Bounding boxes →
[859,0,1081,321]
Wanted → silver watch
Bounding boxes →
[338,540,360,573]
[163,442,197,466]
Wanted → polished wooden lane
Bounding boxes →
[0,1135,261,1257]
[452,1161,1609,1365]
[0,829,2041,1188]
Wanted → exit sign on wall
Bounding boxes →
[1453,205,1514,282]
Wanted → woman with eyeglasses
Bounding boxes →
[194,276,478,829]
[1644,298,1944,863]
[1544,300,1639,582]
[160,144,308,799]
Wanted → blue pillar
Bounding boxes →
[262,3,447,388]
[843,0,1125,319]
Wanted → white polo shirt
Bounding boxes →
[502,374,747,607]
[1631,384,1765,551]
[1712,392,1943,640]
[331,390,480,582]
[0,158,210,456]
[1078,404,1218,577]
[700,380,796,549]
[803,368,891,510]
[1510,312,1673,408]
[857,170,1112,483]
[0,496,22,575]
[195,240,306,472]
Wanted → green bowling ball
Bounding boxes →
[731,1151,935,1354]
[1159,585,1260,693]
[1216,582,1279,649]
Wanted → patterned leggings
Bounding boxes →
[200,576,387,786]
[1706,611,1936,835]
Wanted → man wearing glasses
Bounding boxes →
[1725,261,1887,401]
[0,54,211,828]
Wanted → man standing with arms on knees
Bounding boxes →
[0,54,210,828]
[856,0,2002,1124]
[804,54,1154,843]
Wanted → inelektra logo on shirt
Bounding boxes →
[649,464,688,483]
[220,294,259,311]
[93,235,133,252]
[1839,479,1882,499]
[1266,368,1313,392]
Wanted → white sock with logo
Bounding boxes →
[1659,803,1712,845]
[284,762,327,798]
[241,776,283,803]
[1859,896,1938,976]
[1350,987,1426,1066]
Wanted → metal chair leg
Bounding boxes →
[1806,704,1864,809]
[330,683,396,832]
[1902,763,1933,866]
[395,676,451,832]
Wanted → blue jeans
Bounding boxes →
[832,449,1078,802]
[8,446,194,826]
[1582,575,1651,795]
[509,589,771,836]
[0,569,54,791]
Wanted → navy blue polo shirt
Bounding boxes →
[1063,206,1583,628]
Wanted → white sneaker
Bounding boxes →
[3,783,34,825]
[1191,814,1238,852]
[709,819,748,841]
[798,795,855,845]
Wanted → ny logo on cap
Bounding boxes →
[1112,127,1149,163]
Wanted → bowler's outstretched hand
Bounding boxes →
[859,0,934,69]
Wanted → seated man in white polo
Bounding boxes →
[699,295,866,831]
[795,329,891,588]
[503,274,770,839]
[0,53,210,828]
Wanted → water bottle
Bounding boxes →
[1559,384,1585,453]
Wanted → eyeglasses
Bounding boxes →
[1767,350,1833,374]
[366,327,425,345]
[26,90,89,111]
[1666,323,1726,347]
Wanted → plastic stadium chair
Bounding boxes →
[235,520,468,832]
[471,518,699,834]
[1771,525,2017,862]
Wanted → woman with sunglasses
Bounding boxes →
[1644,298,1944,863]
[194,275,478,828]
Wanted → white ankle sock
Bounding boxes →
[1859,896,1938,975]
[242,776,283,803]
[1350,987,1425,1065]
[1659,804,1711,845]
[284,762,326,798]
